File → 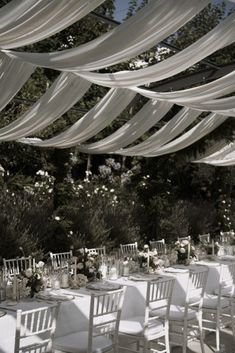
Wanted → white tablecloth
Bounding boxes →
[0,260,234,353]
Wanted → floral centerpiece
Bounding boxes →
[70,248,102,284]
[19,261,45,297]
[138,245,167,273]
[174,239,196,265]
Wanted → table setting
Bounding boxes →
[0,243,235,353]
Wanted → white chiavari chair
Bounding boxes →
[203,262,235,351]
[120,242,138,256]
[118,277,175,353]
[219,231,232,245]
[199,233,210,244]
[149,239,166,255]
[53,287,126,353]
[14,303,59,353]
[3,256,35,276]
[153,267,208,353]
[50,251,73,270]
[87,246,106,256]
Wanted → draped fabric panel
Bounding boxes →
[194,142,235,165]
[196,143,235,165]
[142,114,228,157]
[0,0,105,49]
[75,12,235,87]
[116,108,202,156]
[2,0,209,71]
[23,89,136,148]
[0,0,233,162]
[0,74,91,140]
[181,95,235,113]
[77,100,173,153]
[132,70,235,103]
[0,52,35,112]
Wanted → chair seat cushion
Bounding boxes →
[151,305,197,321]
[119,316,164,336]
[202,294,230,309]
[53,331,113,353]
[20,336,50,352]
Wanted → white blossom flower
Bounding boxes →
[55,216,60,221]
[77,262,84,270]
[181,240,189,246]
[25,268,33,278]
[37,261,45,268]
[180,248,186,253]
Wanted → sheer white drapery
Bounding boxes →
[115,108,202,156]
[0,0,105,49]
[0,0,232,161]
[0,52,35,112]
[0,74,91,140]
[194,142,235,166]
[75,12,235,87]
[1,0,209,70]
[141,114,228,157]
[77,100,173,153]
[133,70,235,104]
[180,95,235,114]
[22,89,136,148]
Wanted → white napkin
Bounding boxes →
[164,267,189,273]
[86,282,122,291]
[36,291,74,301]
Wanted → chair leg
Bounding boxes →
[182,319,188,353]
[216,310,220,351]
[231,302,235,341]
[142,338,148,353]
[198,313,206,353]
[165,332,170,353]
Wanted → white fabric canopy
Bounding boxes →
[141,114,228,157]
[194,141,235,165]
[75,12,235,87]
[22,88,136,148]
[181,95,235,114]
[2,0,209,71]
[0,0,233,163]
[77,100,173,153]
[115,108,202,156]
[0,73,91,140]
[0,52,35,112]
[0,0,105,49]
[198,150,235,166]
[133,70,235,103]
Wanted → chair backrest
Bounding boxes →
[177,236,191,243]
[87,246,106,256]
[88,287,126,353]
[186,267,208,308]
[199,233,210,244]
[147,277,175,336]
[218,262,235,298]
[120,242,138,256]
[3,256,35,276]
[219,231,232,244]
[149,239,166,254]
[14,304,59,353]
[50,251,72,270]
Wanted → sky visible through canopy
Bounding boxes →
[114,0,235,21]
